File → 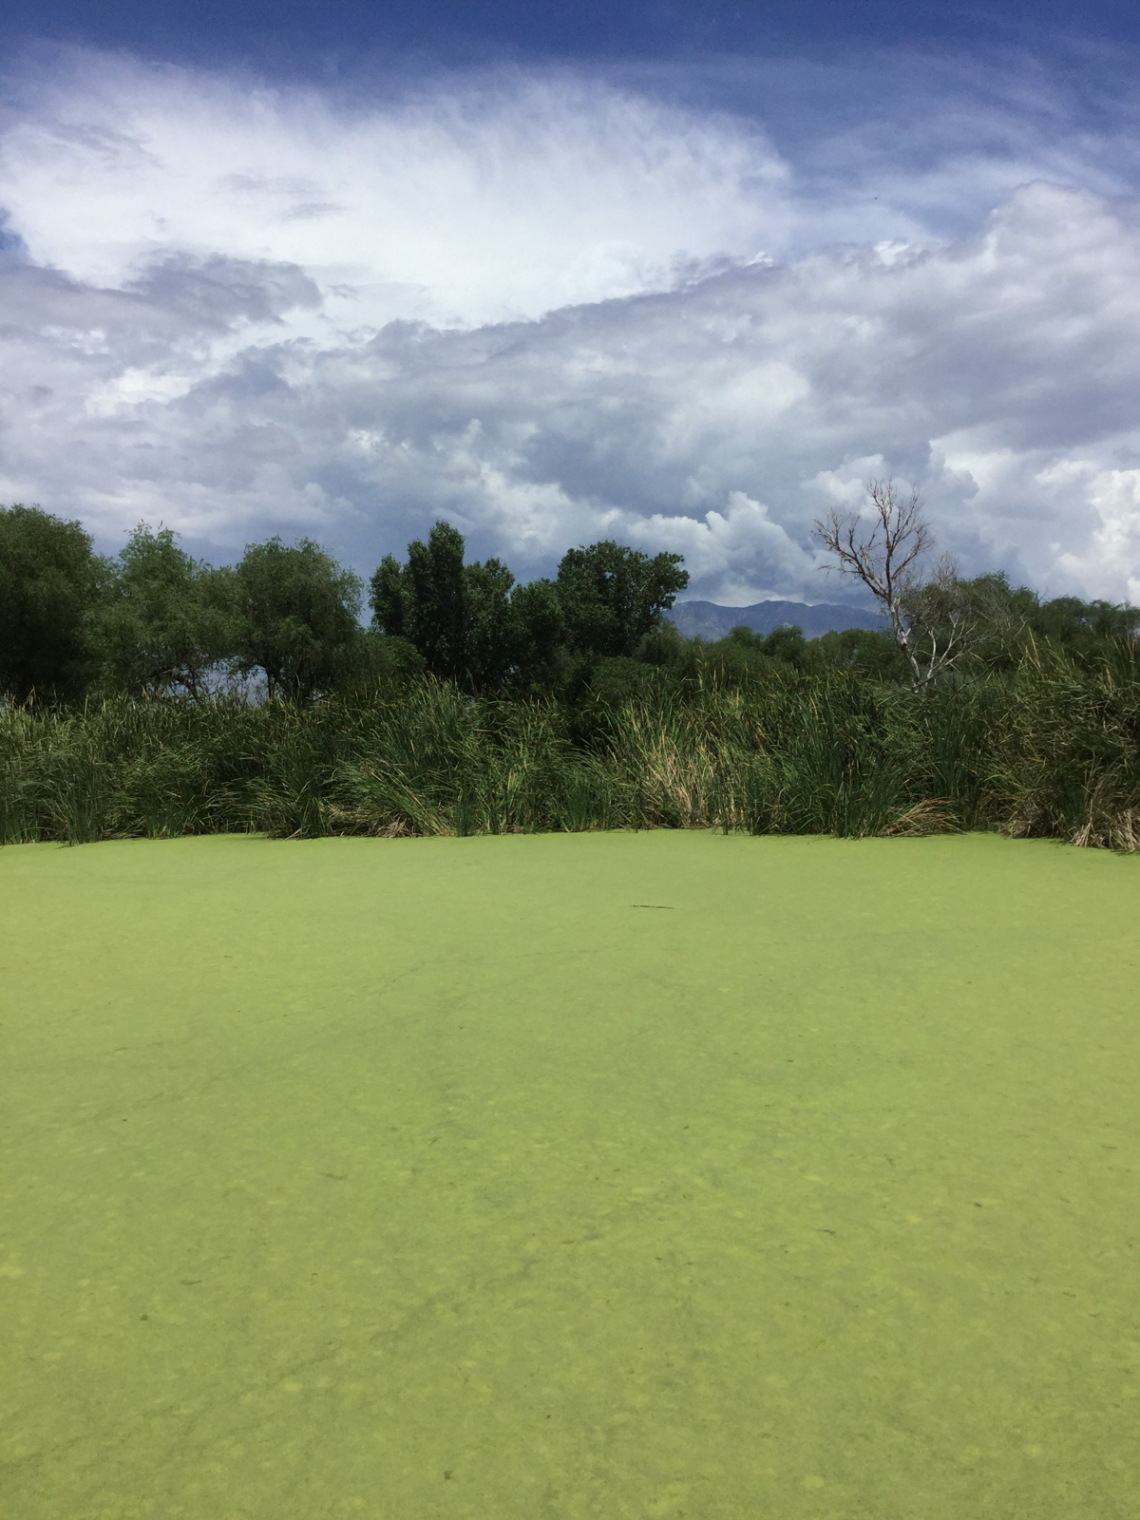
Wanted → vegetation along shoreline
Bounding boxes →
[2,488,1139,848]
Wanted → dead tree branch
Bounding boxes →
[815,479,971,693]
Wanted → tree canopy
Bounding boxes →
[0,504,105,703]
[233,538,363,703]
[371,524,688,692]
[89,524,236,697]
[555,540,689,659]
[3,501,1139,711]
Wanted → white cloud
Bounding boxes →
[3,51,1140,603]
[0,52,788,328]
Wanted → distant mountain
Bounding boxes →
[667,599,883,641]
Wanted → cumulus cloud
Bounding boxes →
[3,50,1140,603]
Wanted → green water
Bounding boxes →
[1,832,1137,1518]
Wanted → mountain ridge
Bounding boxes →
[667,599,883,641]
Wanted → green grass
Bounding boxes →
[2,832,1138,1518]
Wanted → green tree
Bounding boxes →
[587,655,673,705]
[337,629,426,695]
[757,624,812,669]
[898,569,1029,676]
[896,571,1140,675]
[372,524,689,694]
[234,538,363,703]
[677,626,791,690]
[555,541,688,659]
[404,522,470,681]
[0,504,106,703]
[368,555,409,640]
[813,626,911,680]
[506,578,567,694]
[1027,593,1140,663]
[90,524,236,697]
[371,522,470,683]
[371,521,560,694]
[464,557,518,693]
[635,618,687,669]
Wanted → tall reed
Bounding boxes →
[2,650,1137,847]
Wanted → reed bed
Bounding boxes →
[3,645,1139,847]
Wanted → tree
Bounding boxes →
[464,557,518,694]
[814,625,912,681]
[0,504,106,703]
[1026,593,1140,663]
[90,524,236,697]
[368,553,409,641]
[234,538,363,702]
[371,521,564,694]
[372,525,689,694]
[371,522,471,684]
[337,629,426,694]
[404,521,471,682]
[555,541,689,660]
[815,479,972,693]
[757,623,811,670]
[901,569,1033,675]
[674,623,816,690]
[506,578,566,693]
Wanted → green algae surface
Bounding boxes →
[2,831,1138,1518]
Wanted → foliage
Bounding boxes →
[902,570,1140,675]
[4,643,1140,851]
[233,537,363,703]
[373,523,692,694]
[986,639,1140,847]
[370,521,470,682]
[370,521,565,694]
[812,625,911,680]
[505,578,566,693]
[88,524,236,697]
[338,630,427,694]
[0,504,106,703]
[555,539,689,659]
[5,503,1140,855]
[1028,595,1140,656]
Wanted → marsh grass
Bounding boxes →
[3,647,1140,846]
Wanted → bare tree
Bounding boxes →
[814,479,972,693]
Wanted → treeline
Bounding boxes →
[0,506,688,705]
[2,503,1135,708]
[2,502,1140,850]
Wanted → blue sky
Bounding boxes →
[2,2,1140,603]
[3,1,1137,67]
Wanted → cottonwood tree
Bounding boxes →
[370,521,567,694]
[555,540,688,659]
[0,504,107,703]
[371,524,688,694]
[814,479,974,694]
[371,521,524,693]
[90,524,236,698]
[234,538,363,703]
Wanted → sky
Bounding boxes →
[2,2,1140,605]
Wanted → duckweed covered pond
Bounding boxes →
[1,831,1138,1518]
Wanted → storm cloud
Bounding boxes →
[3,50,1140,602]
